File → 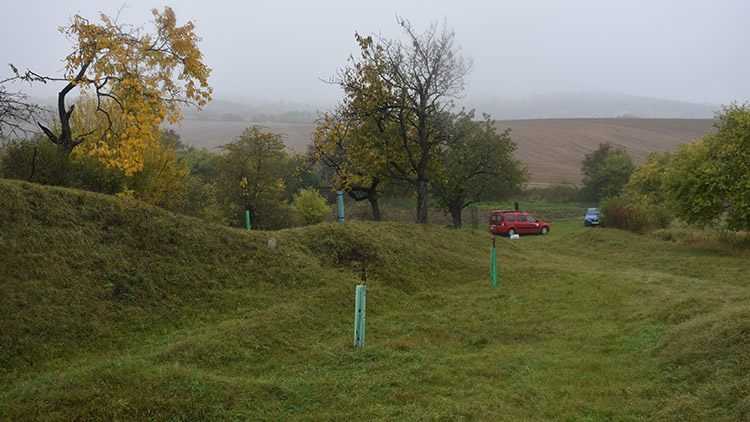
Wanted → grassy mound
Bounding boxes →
[1,178,748,421]
[656,303,750,419]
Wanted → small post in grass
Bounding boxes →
[245,210,251,231]
[490,237,498,287]
[354,265,367,348]
[337,190,345,223]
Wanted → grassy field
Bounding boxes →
[1,179,748,421]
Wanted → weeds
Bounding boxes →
[653,226,750,257]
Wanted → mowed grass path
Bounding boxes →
[1,181,748,420]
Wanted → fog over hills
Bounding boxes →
[179,99,321,124]
[465,91,718,120]
[29,91,718,125]
[181,91,718,124]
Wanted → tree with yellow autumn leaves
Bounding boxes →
[2,7,212,207]
[68,94,189,208]
[23,7,211,175]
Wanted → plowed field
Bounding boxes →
[172,118,716,186]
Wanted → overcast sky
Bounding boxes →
[3,0,749,108]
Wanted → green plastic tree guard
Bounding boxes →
[337,190,345,223]
[491,240,498,287]
[245,210,251,231]
[354,285,366,347]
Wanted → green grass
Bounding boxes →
[1,178,748,421]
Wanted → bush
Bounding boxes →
[1,137,74,186]
[601,194,672,233]
[291,188,332,225]
[0,137,109,191]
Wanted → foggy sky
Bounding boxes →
[3,0,749,108]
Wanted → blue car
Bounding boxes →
[584,208,602,226]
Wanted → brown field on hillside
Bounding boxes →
[498,118,716,186]
[170,118,716,186]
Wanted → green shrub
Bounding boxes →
[0,137,109,191]
[601,194,672,233]
[1,137,73,186]
[291,187,332,225]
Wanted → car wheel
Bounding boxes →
[541,226,549,235]
[507,228,516,236]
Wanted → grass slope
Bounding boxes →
[1,179,748,421]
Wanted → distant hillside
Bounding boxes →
[179,99,321,124]
[465,91,718,120]
[499,118,716,186]
[170,117,716,186]
[168,119,315,154]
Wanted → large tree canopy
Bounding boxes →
[215,126,288,229]
[663,103,750,230]
[581,142,635,202]
[332,18,472,223]
[432,111,528,228]
[311,109,386,221]
[24,7,212,173]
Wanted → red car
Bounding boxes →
[489,210,550,236]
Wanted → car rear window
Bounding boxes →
[506,215,516,222]
[490,215,504,222]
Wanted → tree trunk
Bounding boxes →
[451,204,463,229]
[27,147,37,182]
[38,63,93,156]
[38,78,86,155]
[369,191,381,221]
[416,177,429,224]
[346,179,382,221]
